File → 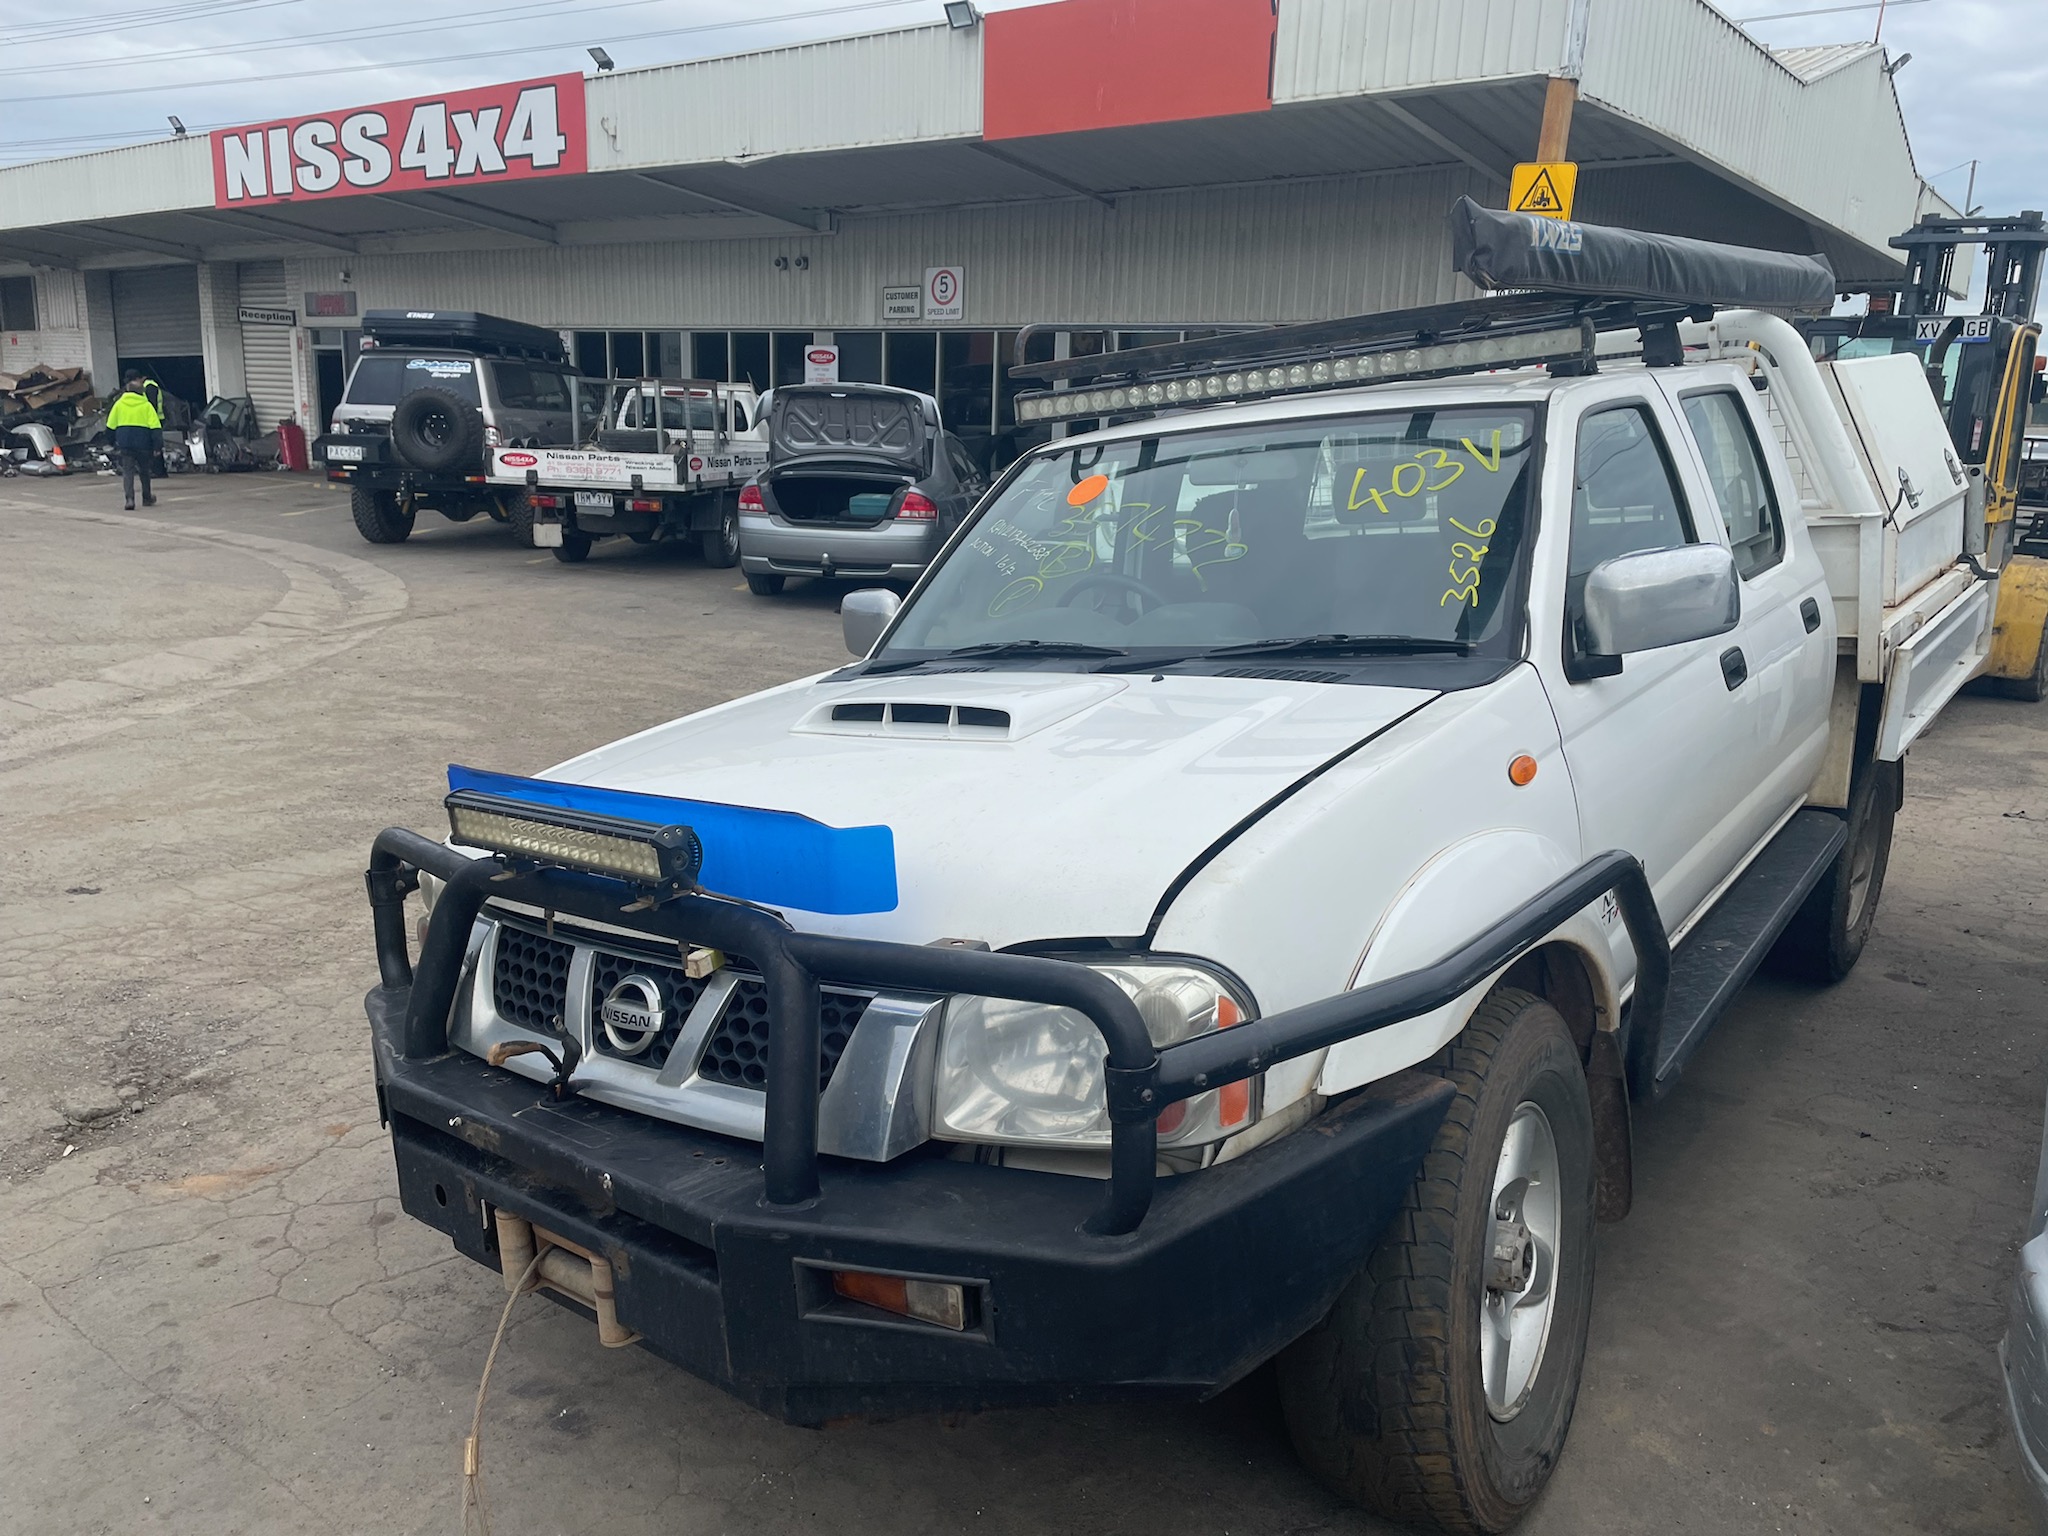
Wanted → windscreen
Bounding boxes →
[343,355,482,407]
[883,406,1537,657]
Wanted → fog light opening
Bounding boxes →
[830,1269,970,1331]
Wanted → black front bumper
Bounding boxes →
[371,985,1453,1424]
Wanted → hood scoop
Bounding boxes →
[828,701,1011,736]
[797,675,1130,742]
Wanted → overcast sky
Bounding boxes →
[3,0,2039,244]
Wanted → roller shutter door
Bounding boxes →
[238,261,299,428]
[111,266,201,355]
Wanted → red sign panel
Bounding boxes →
[212,74,586,209]
[983,0,1273,142]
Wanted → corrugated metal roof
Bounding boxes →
[1274,0,1575,101]
[1579,0,1920,263]
[1769,43,1880,83]
[589,22,981,171]
[0,0,1928,280]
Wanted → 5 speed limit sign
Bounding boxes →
[923,266,965,321]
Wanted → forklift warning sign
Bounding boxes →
[1509,162,1577,221]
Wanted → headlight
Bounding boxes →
[934,962,1257,1149]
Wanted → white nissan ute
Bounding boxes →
[362,203,1998,1532]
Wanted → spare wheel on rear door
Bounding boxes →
[391,387,486,474]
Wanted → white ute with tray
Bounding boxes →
[489,376,768,564]
[362,202,1998,1533]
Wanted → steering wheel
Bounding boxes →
[1055,572,1166,614]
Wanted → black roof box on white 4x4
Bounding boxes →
[360,309,567,362]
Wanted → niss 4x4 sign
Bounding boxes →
[212,75,586,208]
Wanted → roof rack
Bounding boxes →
[1007,196,1837,424]
[360,308,567,363]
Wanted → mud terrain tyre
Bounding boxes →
[503,489,537,548]
[1769,758,1899,983]
[1278,989,1596,1534]
[389,387,485,475]
[350,485,413,544]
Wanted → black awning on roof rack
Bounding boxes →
[1449,196,1837,314]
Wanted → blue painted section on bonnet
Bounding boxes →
[446,764,899,915]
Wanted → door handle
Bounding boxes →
[1800,597,1822,633]
[1720,646,1748,690]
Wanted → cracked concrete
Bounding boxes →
[1,470,2042,1534]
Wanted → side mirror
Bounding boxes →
[842,588,902,657]
[1581,544,1740,659]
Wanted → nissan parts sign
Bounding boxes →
[211,75,586,209]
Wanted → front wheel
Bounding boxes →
[350,485,413,544]
[551,529,593,564]
[1278,989,1596,1534]
[700,497,741,568]
[746,573,786,596]
[1768,758,1899,983]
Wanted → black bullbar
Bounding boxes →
[366,828,1670,1239]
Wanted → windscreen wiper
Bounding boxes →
[940,640,1131,660]
[857,639,1131,674]
[1201,633,1476,658]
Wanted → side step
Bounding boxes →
[1634,808,1848,1100]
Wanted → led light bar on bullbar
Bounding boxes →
[446,789,704,890]
[1014,322,1591,422]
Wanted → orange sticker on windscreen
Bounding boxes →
[1067,474,1110,507]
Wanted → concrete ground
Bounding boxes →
[0,468,2041,1536]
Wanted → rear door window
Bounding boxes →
[345,355,481,406]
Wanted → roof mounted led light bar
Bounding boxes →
[1014,320,1593,422]
[446,789,703,892]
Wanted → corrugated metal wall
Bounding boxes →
[111,265,202,355]
[1579,0,1921,261]
[1274,0,1572,100]
[237,260,297,426]
[301,168,1488,331]
[0,270,91,376]
[589,23,981,172]
[0,137,212,229]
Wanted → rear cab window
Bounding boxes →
[343,354,481,407]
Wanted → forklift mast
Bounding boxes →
[1890,212,2048,319]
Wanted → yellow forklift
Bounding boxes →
[1802,212,2048,697]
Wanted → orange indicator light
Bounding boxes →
[1508,755,1539,786]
